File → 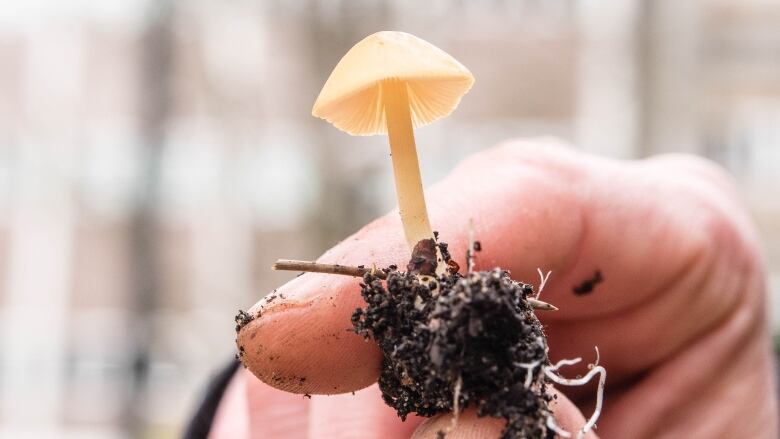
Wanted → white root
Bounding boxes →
[453,375,462,420]
[515,360,541,388]
[544,348,606,439]
[536,268,552,299]
[549,357,583,372]
[588,346,600,370]
[444,375,463,436]
[547,415,573,438]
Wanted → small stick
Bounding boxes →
[272,259,387,279]
[272,259,558,311]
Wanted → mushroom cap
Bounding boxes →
[312,31,475,136]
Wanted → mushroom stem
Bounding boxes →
[383,79,433,249]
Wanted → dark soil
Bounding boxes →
[573,270,603,296]
[234,309,255,332]
[352,240,554,438]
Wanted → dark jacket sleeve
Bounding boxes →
[183,359,241,439]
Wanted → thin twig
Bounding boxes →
[272,259,387,279]
[273,259,559,311]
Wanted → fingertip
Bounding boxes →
[410,390,599,439]
[411,409,504,439]
[236,213,412,396]
[308,384,425,438]
[237,273,382,394]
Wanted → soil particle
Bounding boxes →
[352,244,554,438]
[573,270,603,296]
[266,290,279,304]
[446,259,460,275]
[234,309,255,332]
[437,241,452,264]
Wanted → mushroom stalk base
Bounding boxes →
[383,79,433,249]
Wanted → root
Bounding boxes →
[588,347,601,370]
[514,360,541,388]
[549,357,583,372]
[442,375,463,437]
[546,415,573,438]
[544,348,606,439]
[452,375,462,424]
[536,268,552,299]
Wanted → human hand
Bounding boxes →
[212,139,777,438]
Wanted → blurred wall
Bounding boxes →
[0,1,778,438]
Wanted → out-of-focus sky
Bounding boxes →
[0,1,778,438]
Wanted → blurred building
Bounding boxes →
[0,1,778,437]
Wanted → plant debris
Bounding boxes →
[406,238,439,275]
[573,270,603,296]
[352,242,555,438]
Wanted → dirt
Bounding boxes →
[352,240,555,438]
[573,270,603,295]
[234,309,255,333]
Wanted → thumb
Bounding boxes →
[411,389,599,439]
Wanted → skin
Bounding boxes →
[212,139,778,438]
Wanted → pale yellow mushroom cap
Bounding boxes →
[312,31,475,136]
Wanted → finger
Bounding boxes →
[595,273,777,437]
[410,389,598,439]
[539,149,764,397]
[210,369,251,439]
[237,138,759,395]
[210,368,309,439]
[238,139,582,394]
[307,384,424,438]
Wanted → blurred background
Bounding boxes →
[0,0,778,437]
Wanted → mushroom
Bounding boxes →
[312,31,474,251]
